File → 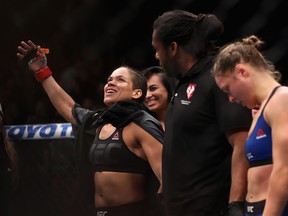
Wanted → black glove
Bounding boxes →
[224,201,245,216]
[21,48,38,65]
[17,40,48,72]
[156,193,163,203]
[156,193,166,216]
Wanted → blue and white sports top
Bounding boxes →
[245,86,281,168]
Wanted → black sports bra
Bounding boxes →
[89,126,152,174]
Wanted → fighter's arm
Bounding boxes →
[124,122,162,190]
[263,89,288,216]
[224,130,249,216]
[41,76,76,125]
[226,130,249,202]
[17,40,76,125]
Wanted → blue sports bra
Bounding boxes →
[245,86,281,168]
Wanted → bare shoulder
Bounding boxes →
[124,122,150,138]
[272,86,288,107]
[122,122,145,147]
[265,86,288,123]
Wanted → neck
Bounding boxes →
[253,74,280,104]
[177,48,198,77]
[155,109,167,130]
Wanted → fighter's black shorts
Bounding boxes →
[95,199,162,216]
[245,199,288,216]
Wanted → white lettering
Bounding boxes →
[4,123,75,140]
[180,100,191,105]
[247,206,254,212]
[97,211,108,216]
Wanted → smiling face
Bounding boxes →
[145,74,169,115]
[103,67,141,106]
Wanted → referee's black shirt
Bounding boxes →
[163,56,252,216]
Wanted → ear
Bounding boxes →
[132,89,142,99]
[235,64,249,79]
[169,42,178,56]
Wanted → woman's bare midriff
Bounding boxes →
[246,164,272,202]
[94,171,147,207]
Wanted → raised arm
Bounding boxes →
[17,40,76,125]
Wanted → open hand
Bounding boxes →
[17,40,47,72]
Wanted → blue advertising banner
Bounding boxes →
[4,123,74,139]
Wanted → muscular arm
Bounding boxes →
[41,76,76,125]
[226,130,249,202]
[17,40,76,125]
[138,127,163,193]
[139,129,162,183]
[124,122,163,191]
[263,90,288,216]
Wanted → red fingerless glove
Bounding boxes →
[34,66,52,82]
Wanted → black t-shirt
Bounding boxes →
[163,56,252,216]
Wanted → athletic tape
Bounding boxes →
[3,123,74,140]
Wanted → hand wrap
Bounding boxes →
[21,48,48,72]
[21,48,38,65]
[20,46,51,81]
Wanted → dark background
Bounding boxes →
[1,0,288,124]
[1,1,288,216]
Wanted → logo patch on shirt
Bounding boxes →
[112,132,119,140]
[186,83,197,100]
[256,128,267,139]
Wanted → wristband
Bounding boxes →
[34,66,52,82]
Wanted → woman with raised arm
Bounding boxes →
[17,40,163,216]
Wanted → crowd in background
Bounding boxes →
[1,0,288,125]
[0,55,107,125]
[0,4,288,216]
